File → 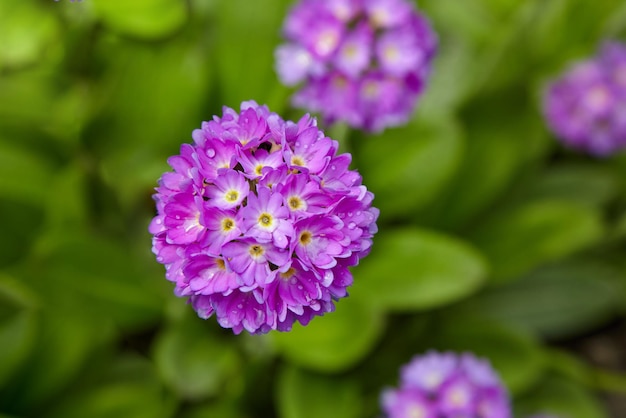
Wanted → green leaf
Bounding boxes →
[0,311,37,388]
[357,116,463,220]
[153,317,240,401]
[0,200,45,268]
[0,138,55,206]
[92,0,187,40]
[469,200,604,283]
[515,375,608,418]
[426,89,549,228]
[45,355,177,418]
[355,228,487,311]
[458,261,622,339]
[276,366,362,418]
[213,0,291,109]
[27,235,165,331]
[271,295,383,373]
[433,319,545,394]
[0,1,60,70]
[3,311,115,410]
[522,164,619,210]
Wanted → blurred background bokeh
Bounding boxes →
[1,0,626,417]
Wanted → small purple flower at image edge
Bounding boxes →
[543,41,626,156]
[381,351,512,418]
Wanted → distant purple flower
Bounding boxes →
[150,101,379,334]
[381,351,511,418]
[543,41,626,156]
[276,0,437,133]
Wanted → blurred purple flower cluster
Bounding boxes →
[543,41,626,156]
[381,351,511,418]
[275,0,437,133]
[149,101,378,334]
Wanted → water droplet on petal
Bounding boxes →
[206,148,216,158]
[237,304,243,309]
[348,222,356,229]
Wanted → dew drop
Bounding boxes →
[175,215,181,220]
[206,148,216,158]
[356,211,362,216]
[348,222,356,229]
[331,165,336,170]
[157,257,164,262]
[237,304,243,309]
[297,285,303,290]
[156,218,162,225]
[347,212,353,217]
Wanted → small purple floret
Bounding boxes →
[275,0,437,133]
[543,41,626,156]
[381,351,511,418]
[150,101,379,334]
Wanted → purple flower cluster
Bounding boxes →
[149,101,378,334]
[543,41,626,156]
[381,351,511,418]
[275,0,437,133]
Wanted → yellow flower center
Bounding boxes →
[249,245,264,257]
[225,190,239,202]
[258,212,273,227]
[288,196,304,210]
[255,164,264,176]
[215,258,226,270]
[299,231,312,245]
[291,156,306,167]
[221,218,235,232]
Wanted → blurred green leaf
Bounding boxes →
[0,138,56,206]
[0,200,44,268]
[426,89,549,228]
[458,261,622,339]
[214,0,291,110]
[0,274,38,390]
[434,319,545,394]
[418,36,476,118]
[355,228,487,311]
[153,318,240,401]
[44,162,90,232]
[515,375,608,418]
[45,355,176,418]
[469,200,604,283]
[0,1,60,70]
[27,234,164,331]
[276,366,362,418]
[92,0,187,40]
[3,311,115,410]
[180,402,245,418]
[271,295,383,373]
[522,164,619,209]
[358,116,463,220]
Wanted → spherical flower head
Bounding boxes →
[381,351,511,418]
[275,0,437,133]
[543,41,626,156]
[150,101,379,334]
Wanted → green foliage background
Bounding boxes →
[1,0,626,417]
